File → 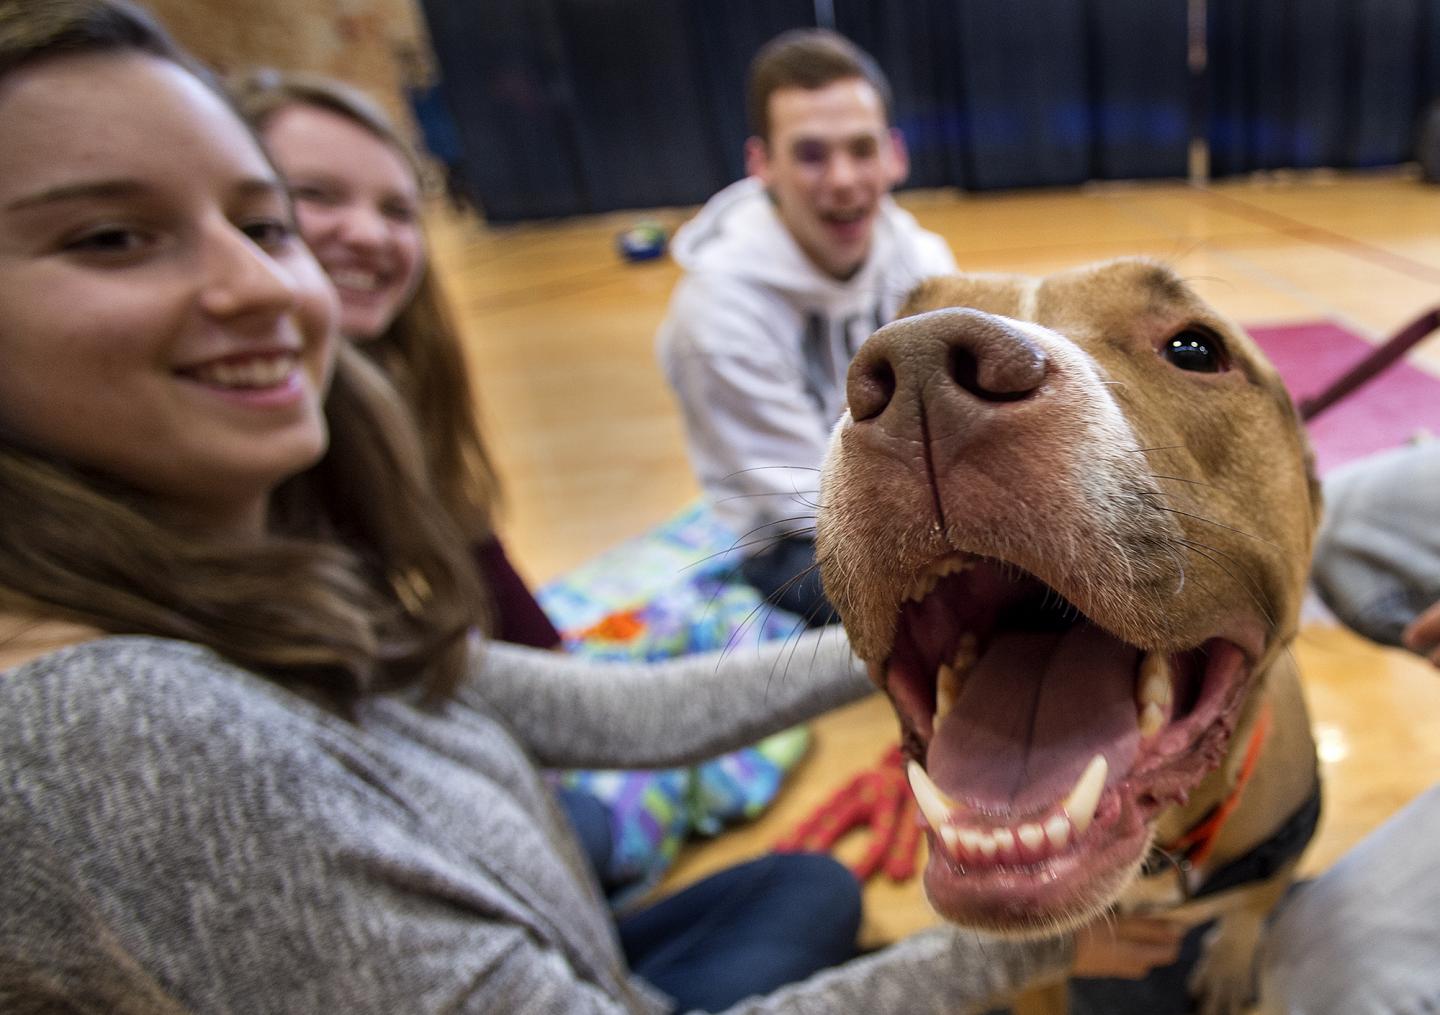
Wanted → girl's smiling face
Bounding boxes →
[0,51,338,537]
[260,102,426,342]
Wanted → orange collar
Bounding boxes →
[1161,702,1274,869]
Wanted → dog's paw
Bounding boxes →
[1187,917,1260,1015]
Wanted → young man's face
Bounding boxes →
[745,77,908,281]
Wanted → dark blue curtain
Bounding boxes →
[834,0,1188,190]
[421,0,811,221]
[1208,0,1440,173]
[418,0,1440,222]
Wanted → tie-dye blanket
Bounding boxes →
[537,500,813,903]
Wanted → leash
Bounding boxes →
[1298,307,1440,422]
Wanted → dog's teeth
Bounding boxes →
[935,634,977,733]
[935,663,959,730]
[1138,651,1173,707]
[1017,822,1045,852]
[950,632,977,672]
[907,571,939,603]
[1136,651,1173,737]
[1062,754,1108,835]
[906,760,963,831]
[1044,814,1071,850]
[906,557,976,602]
[938,557,974,578]
[909,745,1102,867]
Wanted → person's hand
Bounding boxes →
[1071,914,1187,980]
[1402,599,1440,668]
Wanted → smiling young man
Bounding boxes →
[656,29,956,622]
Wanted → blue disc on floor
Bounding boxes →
[618,222,667,262]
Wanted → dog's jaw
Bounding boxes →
[853,546,1266,936]
[815,258,1317,937]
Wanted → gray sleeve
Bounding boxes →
[721,928,1072,1015]
[465,625,873,769]
[1,647,660,1014]
[1311,441,1440,645]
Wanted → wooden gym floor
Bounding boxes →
[428,171,1440,947]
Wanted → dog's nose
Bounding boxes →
[847,307,1048,425]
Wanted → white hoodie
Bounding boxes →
[656,176,956,550]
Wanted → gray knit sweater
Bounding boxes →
[0,631,1071,1013]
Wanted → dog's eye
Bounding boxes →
[1161,329,1226,373]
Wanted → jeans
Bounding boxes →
[618,852,862,1012]
[554,785,633,895]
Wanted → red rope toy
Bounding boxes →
[773,745,923,883]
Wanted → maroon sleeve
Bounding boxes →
[471,537,564,650]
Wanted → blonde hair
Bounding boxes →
[231,69,501,541]
[0,1,488,706]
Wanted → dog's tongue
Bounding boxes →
[927,624,1141,815]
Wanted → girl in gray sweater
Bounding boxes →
[0,2,1074,1011]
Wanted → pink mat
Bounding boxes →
[1247,320,1440,475]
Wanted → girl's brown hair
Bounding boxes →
[0,0,488,706]
[231,69,501,542]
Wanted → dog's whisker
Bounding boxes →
[1154,506,1283,551]
[761,557,825,616]
[698,557,751,630]
[1175,539,1267,615]
[1175,537,1280,633]
[753,516,820,530]
[760,561,832,693]
[680,541,766,572]
[716,590,784,670]
[1149,473,1216,489]
[1179,271,1233,291]
[1175,535,1271,598]
[717,552,828,678]
[712,491,828,514]
[721,465,823,479]
[714,490,824,504]
[682,521,820,572]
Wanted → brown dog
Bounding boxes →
[815,258,1321,1015]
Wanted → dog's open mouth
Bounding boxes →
[878,552,1255,933]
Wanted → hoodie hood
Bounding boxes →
[670,176,924,302]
